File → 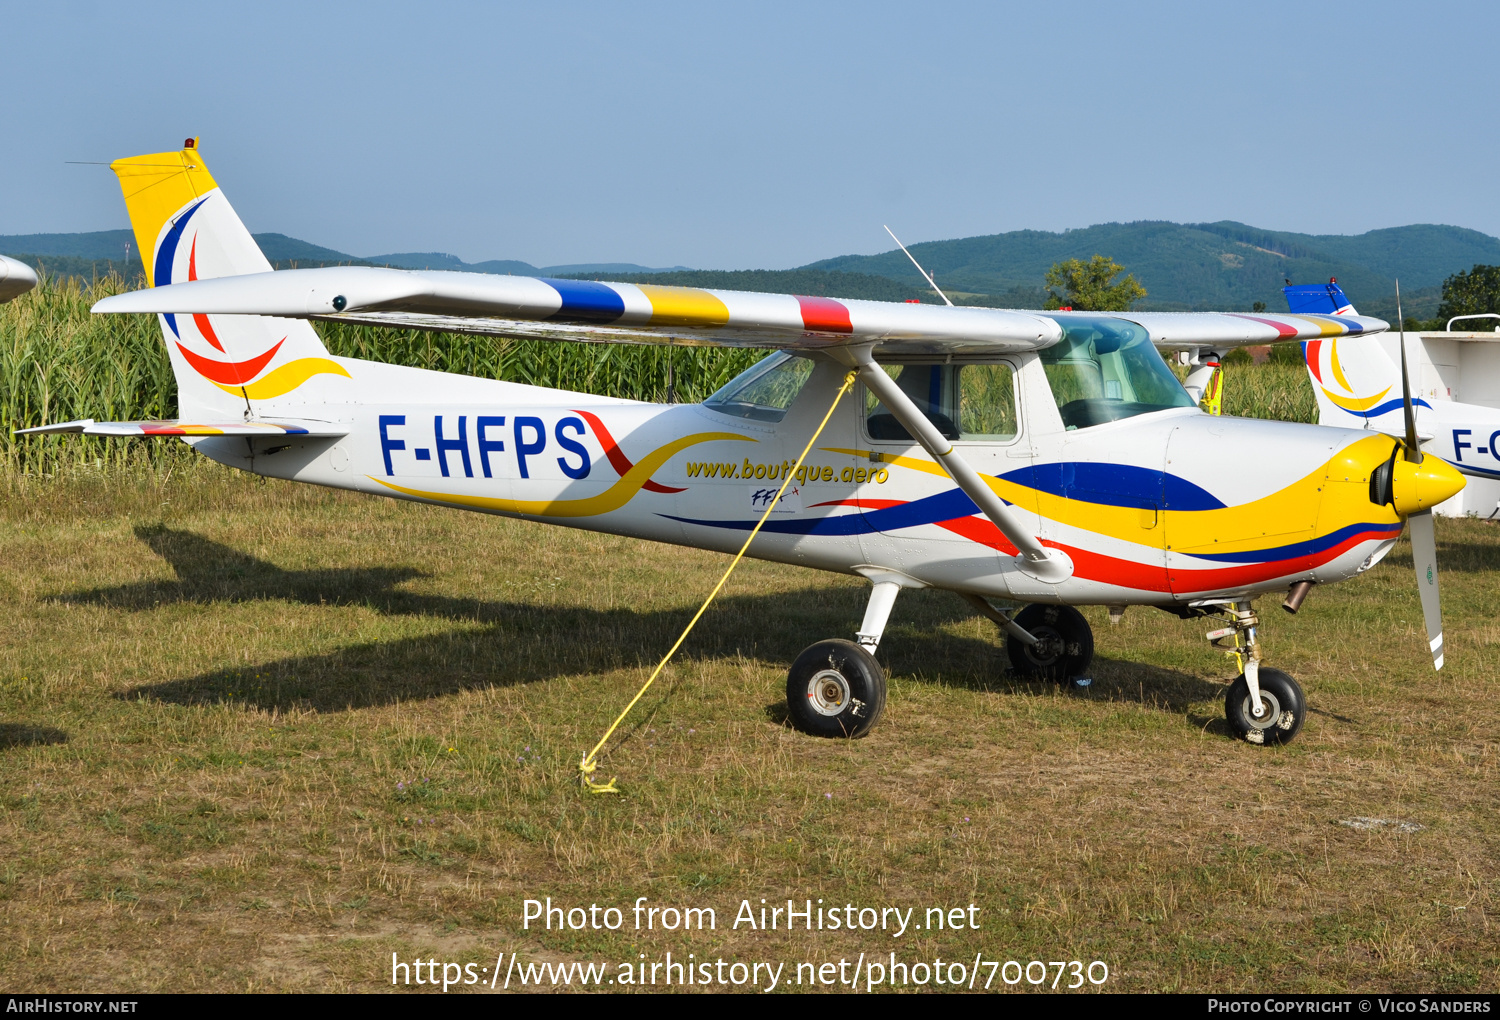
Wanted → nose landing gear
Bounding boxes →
[1202,598,1306,745]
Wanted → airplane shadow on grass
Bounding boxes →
[70,526,1221,722]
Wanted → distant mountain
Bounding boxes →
[0,229,137,259]
[0,229,378,279]
[364,252,691,276]
[802,221,1500,320]
[8,222,1499,321]
[562,269,937,304]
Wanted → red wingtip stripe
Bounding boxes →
[1228,314,1300,339]
[796,295,853,334]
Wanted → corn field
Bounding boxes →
[0,274,762,473]
[0,274,1315,475]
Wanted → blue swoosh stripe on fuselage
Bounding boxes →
[1009,462,1225,511]
[663,487,986,537]
[1184,520,1402,563]
[668,499,1402,566]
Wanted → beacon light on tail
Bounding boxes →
[23,140,1465,750]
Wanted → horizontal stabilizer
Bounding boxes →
[16,419,347,438]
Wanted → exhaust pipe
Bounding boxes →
[1282,580,1313,614]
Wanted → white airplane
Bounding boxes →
[1281,279,1500,518]
[20,141,1466,748]
[0,254,38,303]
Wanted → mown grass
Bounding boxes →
[0,468,1496,993]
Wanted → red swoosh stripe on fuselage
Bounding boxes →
[699,498,1401,594]
[574,409,684,494]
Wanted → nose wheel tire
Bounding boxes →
[786,639,887,738]
[1225,667,1305,745]
[1006,604,1094,680]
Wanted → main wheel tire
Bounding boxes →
[1006,604,1094,680]
[1225,667,1305,745]
[785,639,887,738]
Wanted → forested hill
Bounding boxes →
[802,221,1500,319]
[8,221,1500,319]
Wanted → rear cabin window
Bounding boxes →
[865,362,1018,442]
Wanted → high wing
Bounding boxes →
[91,265,1386,353]
[16,419,348,437]
[92,267,1062,355]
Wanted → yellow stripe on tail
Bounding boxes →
[111,140,218,287]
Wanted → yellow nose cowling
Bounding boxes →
[1392,455,1466,516]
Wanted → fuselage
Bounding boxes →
[189,349,1405,607]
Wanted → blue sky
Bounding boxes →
[4,0,1498,269]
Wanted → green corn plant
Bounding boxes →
[1,274,762,474]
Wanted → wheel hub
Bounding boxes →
[1240,689,1283,730]
[807,669,851,716]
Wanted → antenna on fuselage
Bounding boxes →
[884,225,953,306]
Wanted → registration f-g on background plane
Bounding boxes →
[23,141,1467,748]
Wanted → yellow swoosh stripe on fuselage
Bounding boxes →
[372,431,754,517]
[823,435,1401,556]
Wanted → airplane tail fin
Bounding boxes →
[1288,280,1430,434]
[110,140,350,419]
[1284,278,1356,316]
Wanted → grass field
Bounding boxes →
[1,464,1497,993]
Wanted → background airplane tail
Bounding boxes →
[111,141,350,419]
[1286,281,1425,435]
[1284,279,1356,316]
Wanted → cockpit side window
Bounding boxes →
[703,352,814,422]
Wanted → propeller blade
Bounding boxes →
[1407,508,1444,670]
[1396,279,1422,463]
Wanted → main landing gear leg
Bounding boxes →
[784,582,893,738]
[1207,599,1306,745]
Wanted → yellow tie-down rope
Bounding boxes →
[579,369,857,794]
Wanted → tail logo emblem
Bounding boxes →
[158,198,349,399]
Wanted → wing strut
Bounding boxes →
[840,348,1073,583]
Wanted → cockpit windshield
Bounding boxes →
[1039,316,1195,429]
[703,351,814,422]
